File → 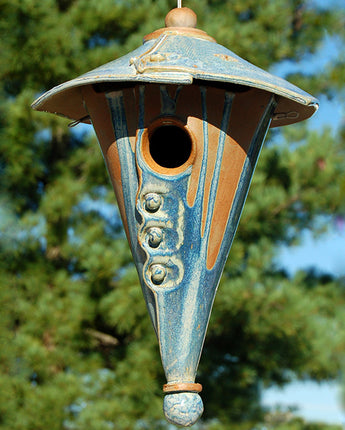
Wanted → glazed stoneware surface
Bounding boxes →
[31,8,318,426]
[81,82,276,425]
[32,33,318,128]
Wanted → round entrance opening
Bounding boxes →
[149,125,193,169]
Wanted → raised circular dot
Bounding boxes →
[144,193,162,212]
[150,264,167,285]
[147,227,163,248]
[163,392,203,427]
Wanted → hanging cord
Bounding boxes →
[177,0,182,7]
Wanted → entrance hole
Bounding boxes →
[149,125,192,169]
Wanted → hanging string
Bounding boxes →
[177,0,182,7]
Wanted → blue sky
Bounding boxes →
[278,227,345,277]
[262,381,345,425]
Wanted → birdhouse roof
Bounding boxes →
[32,31,318,128]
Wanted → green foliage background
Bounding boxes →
[0,0,344,429]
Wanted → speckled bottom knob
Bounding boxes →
[163,392,204,427]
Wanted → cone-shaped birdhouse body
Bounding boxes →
[32,7,318,427]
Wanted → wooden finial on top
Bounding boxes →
[165,7,197,28]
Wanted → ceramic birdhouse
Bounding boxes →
[32,6,318,427]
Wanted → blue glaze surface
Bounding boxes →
[163,393,204,427]
[101,85,276,388]
[32,33,318,128]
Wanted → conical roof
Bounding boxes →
[32,8,318,128]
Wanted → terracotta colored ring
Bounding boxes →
[163,383,203,393]
[141,117,196,176]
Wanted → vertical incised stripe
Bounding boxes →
[200,94,230,237]
[246,95,276,169]
[206,92,276,270]
[135,85,146,202]
[204,92,234,260]
[199,87,212,237]
[81,87,130,241]
[187,87,207,209]
[209,94,277,270]
[107,92,139,248]
[122,87,139,153]
[206,133,247,270]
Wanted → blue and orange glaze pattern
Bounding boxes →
[82,83,276,423]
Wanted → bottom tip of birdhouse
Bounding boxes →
[163,392,204,427]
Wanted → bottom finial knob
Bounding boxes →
[163,392,204,427]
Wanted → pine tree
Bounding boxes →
[0,1,344,429]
